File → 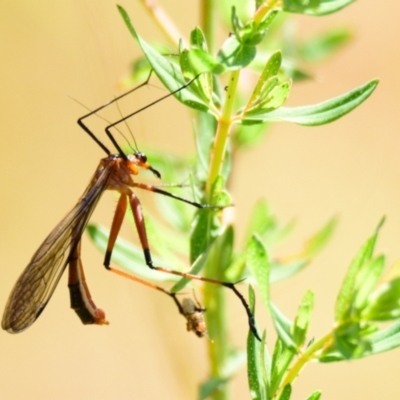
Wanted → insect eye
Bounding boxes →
[135,151,147,163]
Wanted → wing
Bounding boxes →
[2,161,114,333]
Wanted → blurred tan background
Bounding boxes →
[0,1,399,399]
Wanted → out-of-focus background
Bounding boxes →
[0,1,399,399]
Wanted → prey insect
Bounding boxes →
[2,75,260,340]
[172,292,207,338]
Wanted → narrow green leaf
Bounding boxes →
[190,209,213,263]
[246,235,270,312]
[292,290,314,347]
[362,277,400,321]
[278,384,292,400]
[193,111,217,181]
[217,35,257,69]
[241,80,379,125]
[246,51,282,110]
[185,48,225,75]
[306,391,322,400]
[117,5,209,112]
[190,26,208,51]
[234,121,270,148]
[270,303,297,351]
[284,0,355,16]
[245,80,292,116]
[333,322,372,359]
[366,321,400,355]
[353,255,385,314]
[302,216,338,258]
[245,200,277,242]
[199,377,227,400]
[270,260,308,283]
[247,286,266,400]
[270,338,296,394]
[299,28,353,62]
[335,218,384,321]
[259,331,271,396]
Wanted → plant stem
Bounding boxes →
[206,69,240,195]
[276,331,334,397]
[200,0,216,55]
[201,69,241,400]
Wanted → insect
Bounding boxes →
[172,292,207,338]
[2,75,260,340]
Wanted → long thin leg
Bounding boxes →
[77,75,153,157]
[68,240,108,325]
[133,181,221,209]
[104,194,128,268]
[124,191,261,340]
[104,75,200,159]
[108,267,206,337]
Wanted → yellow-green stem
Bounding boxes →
[201,0,216,54]
[206,69,240,195]
[202,70,241,400]
[276,331,334,397]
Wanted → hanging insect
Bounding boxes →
[2,75,260,340]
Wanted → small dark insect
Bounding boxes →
[172,294,207,338]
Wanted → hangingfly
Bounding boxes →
[2,75,260,340]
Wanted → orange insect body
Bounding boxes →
[2,76,260,340]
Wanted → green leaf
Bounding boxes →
[241,79,379,125]
[306,391,322,400]
[217,35,257,69]
[301,216,337,258]
[270,260,308,283]
[193,111,219,180]
[190,208,212,263]
[366,321,400,355]
[246,235,270,312]
[283,0,355,16]
[247,287,267,400]
[233,121,270,148]
[278,384,292,400]
[245,200,278,242]
[353,255,386,314]
[299,28,353,62]
[270,303,297,351]
[234,8,279,46]
[362,277,400,321]
[270,338,296,394]
[335,218,384,321]
[199,377,227,400]
[245,81,291,115]
[184,48,225,75]
[190,26,208,51]
[117,5,209,112]
[245,51,282,112]
[330,320,377,360]
[292,290,314,347]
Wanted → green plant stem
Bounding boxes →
[201,70,241,400]
[206,69,240,195]
[276,331,334,397]
[200,0,216,54]
[254,0,281,25]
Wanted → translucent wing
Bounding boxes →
[2,161,114,333]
